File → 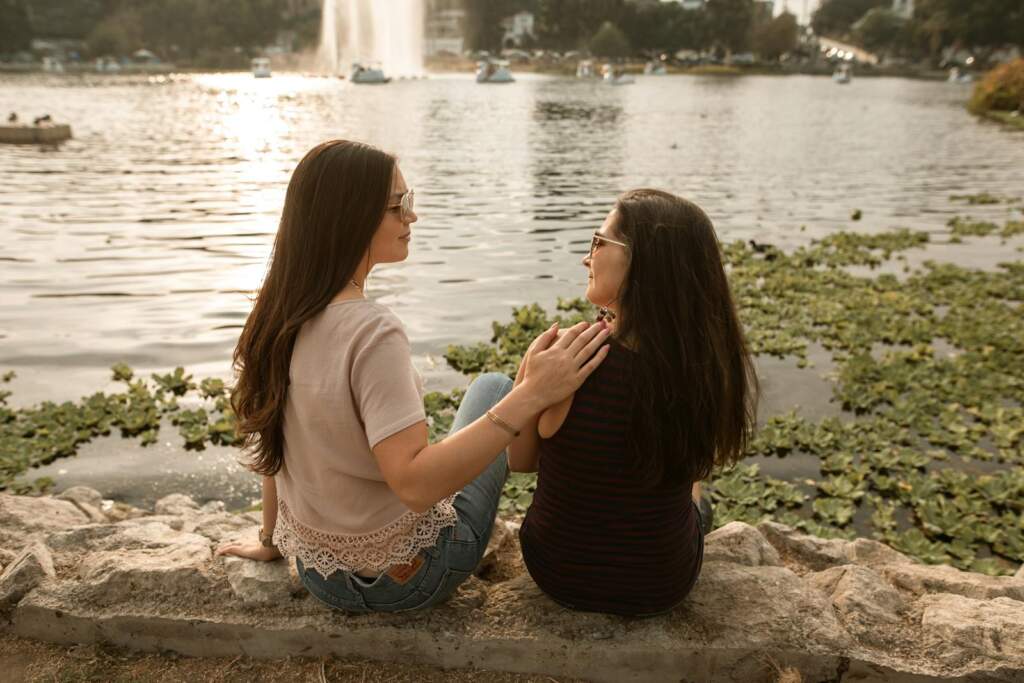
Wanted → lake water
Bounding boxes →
[2,71,1022,506]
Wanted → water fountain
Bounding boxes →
[319,0,425,80]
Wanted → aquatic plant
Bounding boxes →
[968,58,1024,116]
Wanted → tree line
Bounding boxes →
[813,0,1022,62]
[2,0,1020,65]
[464,0,798,58]
[0,0,305,64]
[466,0,1022,64]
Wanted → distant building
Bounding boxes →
[426,0,465,56]
[501,11,535,49]
[892,0,914,19]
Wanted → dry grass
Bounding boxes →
[0,634,581,683]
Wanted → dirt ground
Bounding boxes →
[0,634,584,683]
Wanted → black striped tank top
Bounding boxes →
[519,340,702,616]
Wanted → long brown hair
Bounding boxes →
[613,189,758,488]
[232,140,396,476]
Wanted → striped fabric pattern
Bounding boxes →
[519,341,702,616]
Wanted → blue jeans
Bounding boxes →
[297,372,513,613]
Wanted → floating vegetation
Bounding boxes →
[2,203,1023,575]
[947,216,1024,242]
[949,192,1018,205]
[439,219,1024,575]
[0,365,238,495]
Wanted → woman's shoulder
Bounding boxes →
[323,299,402,325]
[320,300,409,344]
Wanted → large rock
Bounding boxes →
[807,565,907,647]
[55,486,107,523]
[0,541,55,608]
[1016,564,1023,580]
[78,530,215,606]
[0,495,88,548]
[704,522,782,567]
[757,522,912,572]
[919,593,1024,665]
[153,494,201,517]
[684,561,852,654]
[47,520,187,554]
[879,563,1024,602]
[190,514,258,543]
[221,556,295,606]
[4,493,1024,682]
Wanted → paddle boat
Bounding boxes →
[0,117,72,145]
[476,60,514,84]
[947,67,973,84]
[644,61,667,76]
[351,62,391,84]
[602,63,635,86]
[576,60,597,78]
[832,63,852,84]
[251,58,271,78]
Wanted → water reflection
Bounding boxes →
[0,71,1021,406]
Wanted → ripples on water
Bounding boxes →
[1,71,1022,406]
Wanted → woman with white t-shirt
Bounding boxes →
[216,139,609,612]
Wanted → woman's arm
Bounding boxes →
[261,476,278,535]
[214,476,283,561]
[374,322,610,511]
[507,356,542,472]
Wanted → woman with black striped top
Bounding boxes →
[508,190,759,616]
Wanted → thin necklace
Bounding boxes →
[350,279,362,291]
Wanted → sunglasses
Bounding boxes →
[589,232,629,257]
[388,189,415,222]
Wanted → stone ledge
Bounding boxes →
[1,492,1023,682]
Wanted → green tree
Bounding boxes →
[536,0,630,51]
[87,6,144,56]
[0,0,33,53]
[852,7,907,55]
[811,0,888,39]
[706,0,755,54]
[914,0,1024,58]
[752,11,798,61]
[22,0,112,40]
[589,20,630,58]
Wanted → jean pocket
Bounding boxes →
[300,569,369,613]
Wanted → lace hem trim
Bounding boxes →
[273,496,458,577]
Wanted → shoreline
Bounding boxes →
[0,60,954,81]
[1,489,1021,681]
[981,110,1024,130]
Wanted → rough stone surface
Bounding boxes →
[222,556,295,606]
[704,521,782,567]
[153,494,201,517]
[757,521,913,572]
[55,487,107,523]
[807,565,907,646]
[1017,564,1024,580]
[190,513,258,543]
[1,491,1022,683]
[879,563,1024,602]
[0,541,55,608]
[920,594,1024,665]
[476,518,514,576]
[0,495,88,547]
